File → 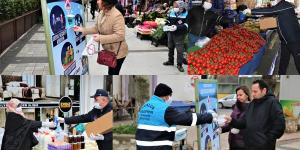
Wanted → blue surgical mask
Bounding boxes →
[166,97,173,105]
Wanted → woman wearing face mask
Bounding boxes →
[163,1,188,72]
[74,0,128,75]
[186,0,233,49]
[1,99,56,150]
[57,89,112,150]
[216,86,251,150]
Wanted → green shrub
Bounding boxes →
[151,25,165,40]
[113,124,137,135]
[0,0,39,22]
[14,0,25,16]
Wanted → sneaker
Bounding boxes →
[163,61,174,66]
[177,65,184,72]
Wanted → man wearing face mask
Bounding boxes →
[187,0,233,48]
[135,83,217,150]
[243,0,300,75]
[57,89,113,150]
[163,1,188,72]
[224,80,286,150]
[2,99,56,150]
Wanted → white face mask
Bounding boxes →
[16,107,22,113]
[173,8,180,13]
[94,103,102,109]
[203,2,212,10]
[271,0,279,6]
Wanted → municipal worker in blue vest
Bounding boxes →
[136,83,217,150]
[163,1,188,72]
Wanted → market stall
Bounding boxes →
[187,25,266,75]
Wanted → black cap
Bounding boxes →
[103,0,118,5]
[91,89,109,98]
[154,83,173,97]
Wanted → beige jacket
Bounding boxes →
[82,7,128,59]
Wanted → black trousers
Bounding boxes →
[108,57,126,75]
[167,32,185,66]
[279,42,300,74]
[96,140,112,150]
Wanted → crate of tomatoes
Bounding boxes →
[187,25,265,75]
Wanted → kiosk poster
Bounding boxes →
[195,80,220,150]
[41,0,87,75]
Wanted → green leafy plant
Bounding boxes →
[24,0,33,12]
[0,0,16,22]
[0,0,40,22]
[113,124,137,134]
[151,25,165,40]
[14,0,25,16]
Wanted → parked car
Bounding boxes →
[218,94,237,108]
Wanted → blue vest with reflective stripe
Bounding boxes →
[169,10,188,19]
[138,95,170,127]
[136,96,176,149]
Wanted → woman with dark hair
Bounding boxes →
[74,0,128,75]
[217,86,251,150]
[90,0,97,19]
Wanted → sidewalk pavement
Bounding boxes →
[0,24,49,75]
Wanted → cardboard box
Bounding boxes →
[259,17,277,30]
[236,0,256,9]
[86,111,113,137]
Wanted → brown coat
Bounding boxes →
[82,6,128,59]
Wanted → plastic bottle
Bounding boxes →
[80,135,85,149]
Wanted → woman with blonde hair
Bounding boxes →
[1,99,55,150]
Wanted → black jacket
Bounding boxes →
[187,6,233,37]
[230,93,286,150]
[1,112,42,150]
[166,9,188,36]
[252,0,300,45]
[64,103,113,142]
[164,106,213,126]
[136,106,213,150]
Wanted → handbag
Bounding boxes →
[95,12,123,68]
[97,41,122,68]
